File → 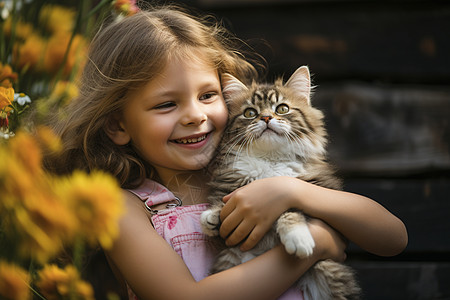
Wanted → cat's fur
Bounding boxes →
[200,66,361,300]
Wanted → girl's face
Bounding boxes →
[118,54,228,180]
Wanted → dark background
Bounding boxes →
[173,1,450,299]
[90,1,450,299]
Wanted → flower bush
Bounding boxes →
[0,1,139,299]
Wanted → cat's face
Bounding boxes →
[221,66,326,158]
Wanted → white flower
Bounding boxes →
[0,127,14,139]
[14,93,31,106]
[0,0,32,20]
[1,6,9,20]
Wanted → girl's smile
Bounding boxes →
[171,132,211,147]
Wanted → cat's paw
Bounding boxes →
[200,209,221,236]
[280,224,315,258]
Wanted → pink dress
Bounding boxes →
[127,179,304,300]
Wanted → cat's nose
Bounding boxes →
[261,116,272,123]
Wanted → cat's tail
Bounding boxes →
[298,260,361,300]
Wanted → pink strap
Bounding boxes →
[127,179,177,207]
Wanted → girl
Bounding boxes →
[45,5,407,300]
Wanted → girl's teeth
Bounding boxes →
[176,135,206,144]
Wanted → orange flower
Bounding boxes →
[43,33,87,76]
[0,145,36,210]
[0,86,14,112]
[9,130,43,176]
[39,5,76,34]
[12,34,45,72]
[55,170,125,249]
[36,264,71,298]
[0,131,78,263]
[2,19,34,40]
[75,281,96,300]
[0,63,18,87]
[50,80,80,106]
[113,0,140,16]
[17,183,79,263]
[36,264,94,300]
[36,125,63,153]
[0,261,31,300]
[1,171,78,263]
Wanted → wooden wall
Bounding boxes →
[174,0,450,299]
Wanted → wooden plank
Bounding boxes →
[313,83,450,175]
[195,0,427,7]
[188,0,450,84]
[343,178,450,299]
[346,261,450,300]
[177,1,450,175]
[181,1,450,175]
[344,178,450,253]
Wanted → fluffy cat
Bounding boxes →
[201,66,361,300]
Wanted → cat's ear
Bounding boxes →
[221,73,248,103]
[285,66,312,105]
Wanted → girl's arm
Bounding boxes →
[106,190,346,300]
[220,176,408,257]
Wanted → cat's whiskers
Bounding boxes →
[232,140,246,169]
[283,129,310,159]
[234,134,254,170]
[221,132,242,156]
[293,130,325,159]
[220,129,248,169]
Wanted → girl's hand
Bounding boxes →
[308,218,347,262]
[219,177,300,251]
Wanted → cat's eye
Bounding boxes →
[243,108,258,119]
[275,104,289,115]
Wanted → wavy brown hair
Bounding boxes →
[44,5,260,189]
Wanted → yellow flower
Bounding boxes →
[12,34,45,72]
[8,130,43,176]
[0,131,78,263]
[0,63,18,88]
[36,125,62,153]
[39,5,76,35]
[74,281,95,300]
[1,173,77,263]
[50,80,80,106]
[0,150,36,210]
[56,170,124,249]
[16,188,78,263]
[0,86,14,112]
[0,130,46,203]
[3,19,34,40]
[0,260,31,300]
[43,33,87,76]
[36,264,95,300]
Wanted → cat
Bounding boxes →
[200,66,361,300]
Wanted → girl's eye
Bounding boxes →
[199,92,217,101]
[243,108,258,119]
[275,104,289,114]
[154,102,175,110]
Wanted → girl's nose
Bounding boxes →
[181,101,207,126]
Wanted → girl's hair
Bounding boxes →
[44,4,260,188]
